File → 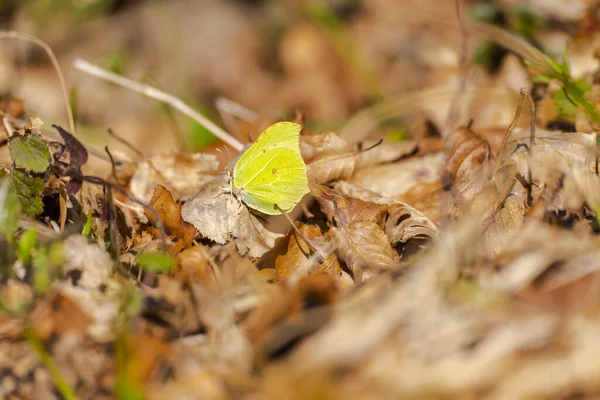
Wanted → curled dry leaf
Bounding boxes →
[302,131,356,184]
[145,185,197,255]
[445,126,494,209]
[334,181,438,244]
[275,222,342,283]
[181,176,282,258]
[312,184,387,227]
[386,203,438,244]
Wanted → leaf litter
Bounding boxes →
[5,1,600,399]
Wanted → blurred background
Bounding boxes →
[0,0,597,165]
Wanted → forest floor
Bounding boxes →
[2,1,600,399]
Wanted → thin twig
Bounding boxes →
[69,172,168,252]
[444,0,470,138]
[73,58,243,151]
[498,89,526,161]
[104,146,121,185]
[275,205,325,263]
[522,88,537,146]
[108,128,145,160]
[0,31,75,134]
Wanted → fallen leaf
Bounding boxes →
[181,178,283,258]
[444,125,494,209]
[175,244,214,286]
[354,139,418,168]
[275,222,342,282]
[350,152,445,199]
[312,184,387,227]
[331,221,401,282]
[130,152,220,205]
[332,181,438,245]
[386,202,438,244]
[146,185,197,255]
[303,131,356,185]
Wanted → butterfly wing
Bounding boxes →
[233,122,309,215]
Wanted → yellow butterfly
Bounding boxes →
[232,122,309,215]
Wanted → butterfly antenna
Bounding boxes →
[275,205,325,263]
[223,145,233,161]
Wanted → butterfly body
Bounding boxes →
[232,122,309,215]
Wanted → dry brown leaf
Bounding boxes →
[275,222,342,282]
[302,131,356,185]
[350,152,445,199]
[331,221,401,282]
[332,181,438,245]
[312,184,387,227]
[130,152,220,203]
[445,126,494,206]
[181,178,239,244]
[233,207,284,258]
[146,185,197,255]
[301,131,353,163]
[181,177,282,258]
[386,203,438,244]
[397,181,447,224]
[354,139,418,168]
[311,184,401,280]
[175,244,214,287]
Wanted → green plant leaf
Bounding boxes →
[17,229,38,264]
[82,211,93,237]
[12,169,45,217]
[0,177,21,238]
[9,134,51,172]
[136,252,174,273]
